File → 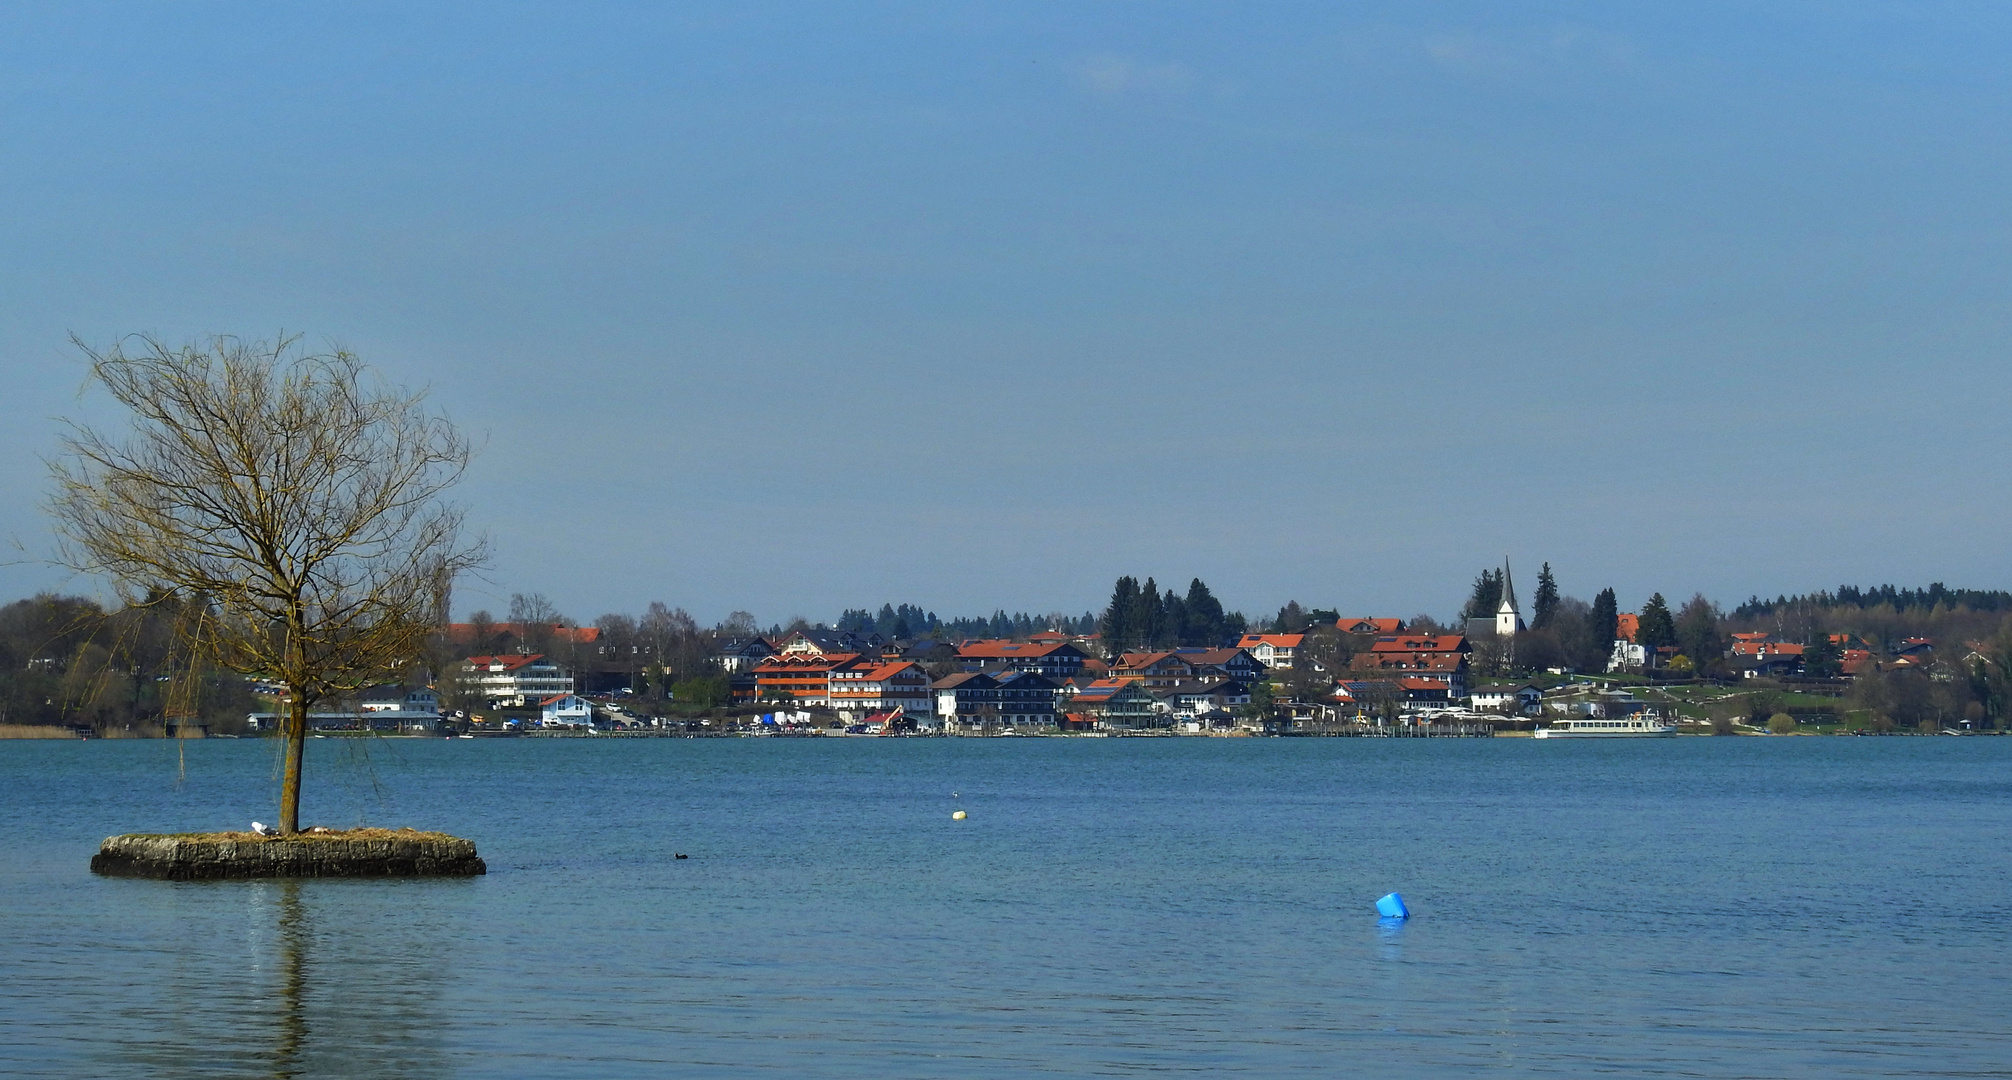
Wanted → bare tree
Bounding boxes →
[718,611,759,639]
[48,334,484,833]
[509,592,562,656]
[465,608,498,655]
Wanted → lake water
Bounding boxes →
[2,736,2009,1078]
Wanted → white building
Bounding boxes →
[1609,638,1649,671]
[1235,633,1304,670]
[461,654,573,707]
[1471,682,1542,714]
[539,693,595,729]
[829,661,935,721]
[359,685,438,714]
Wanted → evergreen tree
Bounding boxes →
[1637,593,1678,650]
[1160,589,1187,649]
[1461,569,1504,621]
[1139,578,1164,647]
[1590,588,1619,657]
[1273,600,1311,633]
[1805,632,1842,678]
[1183,578,1226,646]
[1532,564,1560,630]
[1100,576,1142,657]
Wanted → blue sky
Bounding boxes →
[2,2,2008,626]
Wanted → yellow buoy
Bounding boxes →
[951,809,967,820]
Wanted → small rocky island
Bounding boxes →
[91,828,486,880]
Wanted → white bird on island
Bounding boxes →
[251,822,275,836]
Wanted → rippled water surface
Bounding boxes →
[3,736,2010,1078]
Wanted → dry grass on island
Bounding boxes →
[146,826,463,843]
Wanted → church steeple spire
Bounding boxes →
[1496,558,1524,636]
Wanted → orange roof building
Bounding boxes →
[1367,634,1469,655]
[750,653,862,706]
[1235,634,1304,668]
[956,640,1088,677]
[829,660,934,718]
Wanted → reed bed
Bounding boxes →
[0,724,81,739]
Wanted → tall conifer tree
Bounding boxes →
[1462,569,1504,621]
[1532,564,1560,630]
[1183,578,1226,646]
[1638,593,1678,650]
[1590,588,1620,658]
[1139,578,1164,648]
[1100,576,1141,657]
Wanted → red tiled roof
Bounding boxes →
[958,640,1074,658]
[1237,634,1304,649]
[1352,653,1463,673]
[1112,651,1190,671]
[1616,614,1640,642]
[1338,618,1403,635]
[857,661,925,681]
[464,654,547,670]
[1368,635,1465,654]
[1732,641,1805,657]
[753,653,861,674]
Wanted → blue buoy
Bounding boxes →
[1374,892,1409,919]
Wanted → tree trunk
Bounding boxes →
[280,690,307,833]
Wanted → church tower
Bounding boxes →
[1496,558,1525,637]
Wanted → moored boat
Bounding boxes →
[1534,716,1677,738]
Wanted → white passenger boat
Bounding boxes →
[1533,716,1677,738]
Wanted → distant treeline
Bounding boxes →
[1734,584,2012,619]
[0,593,256,733]
[834,579,1253,652]
[835,604,1099,642]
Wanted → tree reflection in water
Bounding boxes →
[96,878,459,1080]
[272,880,306,1080]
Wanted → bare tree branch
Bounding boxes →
[47,334,487,832]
